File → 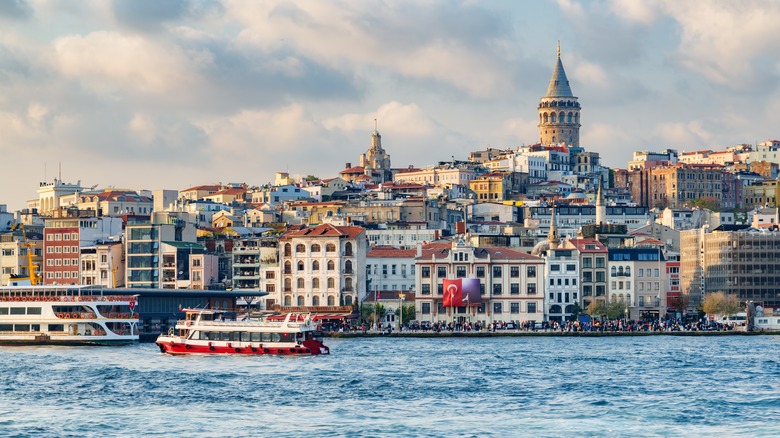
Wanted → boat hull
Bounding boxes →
[156,337,329,356]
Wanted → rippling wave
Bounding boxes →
[1,336,778,437]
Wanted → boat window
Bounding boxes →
[250,332,261,342]
[280,333,294,342]
[31,324,40,331]
[14,324,30,331]
[48,324,64,332]
[10,308,25,315]
[240,332,250,342]
[201,331,212,340]
[0,324,11,331]
[27,307,42,315]
[272,333,281,342]
[221,332,231,341]
[0,308,8,315]
[261,333,272,342]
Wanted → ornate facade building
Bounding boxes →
[359,125,392,183]
[538,43,581,147]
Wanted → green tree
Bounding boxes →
[685,196,720,212]
[606,300,628,320]
[395,304,415,323]
[304,175,319,182]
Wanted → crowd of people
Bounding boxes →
[318,318,744,334]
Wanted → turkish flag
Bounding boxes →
[443,279,463,307]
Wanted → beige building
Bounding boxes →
[280,223,367,309]
[77,189,153,217]
[415,240,546,324]
[393,165,476,187]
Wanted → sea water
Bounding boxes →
[1,336,779,437]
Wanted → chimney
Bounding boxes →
[416,242,423,258]
[346,163,351,169]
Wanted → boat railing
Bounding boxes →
[179,319,311,329]
[0,295,136,303]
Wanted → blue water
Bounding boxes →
[1,336,779,437]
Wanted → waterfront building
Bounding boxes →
[279,223,367,308]
[525,204,650,238]
[367,246,418,294]
[469,171,527,202]
[626,149,678,171]
[0,226,43,286]
[79,241,123,287]
[42,209,122,286]
[29,178,85,215]
[124,211,199,289]
[561,238,609,310]
[365,224,439,249]
[544,246,580,322]
[538,43,581,147]
[608,247,666,320]
[414,240,545,325]
[680,225,780,309]
[231,237,279,310]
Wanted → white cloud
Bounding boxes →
[53,31,205,93]
[608,0,662,25]
[225,1,513,98]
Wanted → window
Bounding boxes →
[492,266,502,278]
[327,278,335,289]
[421,284,431,295]
[297,261,304,271]
[456,266,466,278]
[527,284,537,295]
[296,278,304,288]
[527,266,536,278]
[510,267,519,278]
[566,264,576,271]
[327,260,335,271]
[422,267,430,278]
[596,257,605,268]
[437,267,446,278]
[527,302,537,313]
[476,267,485,278]
[582,258,592,268]
[312,261,320,271]
[326,243,336,253]
[511,284,519,295]
[510,303,520,314]
[295,244,305,253]
[596,271,606,282]
[493,302,502,314]
[311,244,321,253]
[492,284,502,295]
[437,283,443,295]
[551,264,560,272]
[422,303,431,314]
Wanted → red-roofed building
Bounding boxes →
[180,184,221,201]
[279,223,367,311]
[415,240,545,324]
[76,189,153,217]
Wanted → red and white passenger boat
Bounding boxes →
[155,308,330,355]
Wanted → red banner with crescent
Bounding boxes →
[443,279,463,307]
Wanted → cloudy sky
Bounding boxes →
[1,0,779,210]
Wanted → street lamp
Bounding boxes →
[399,293,405,331]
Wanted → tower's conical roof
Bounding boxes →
[544,43,573,98]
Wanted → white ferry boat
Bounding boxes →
[0,285,139,345]
[156,308,329,355]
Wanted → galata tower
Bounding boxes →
[538,42,580,147]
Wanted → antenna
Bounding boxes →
[374,118,377,132]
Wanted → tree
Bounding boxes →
[304,175,319,182]
[702,292,742,316]
[606,300,628,320]
[668,294,691,314]
[586,301,607,318]
[685,196,720,212]
[395,304,415,324]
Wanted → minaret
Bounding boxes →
[538,41,581,147]
[596,179,606,225]
[548,204,559,250]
